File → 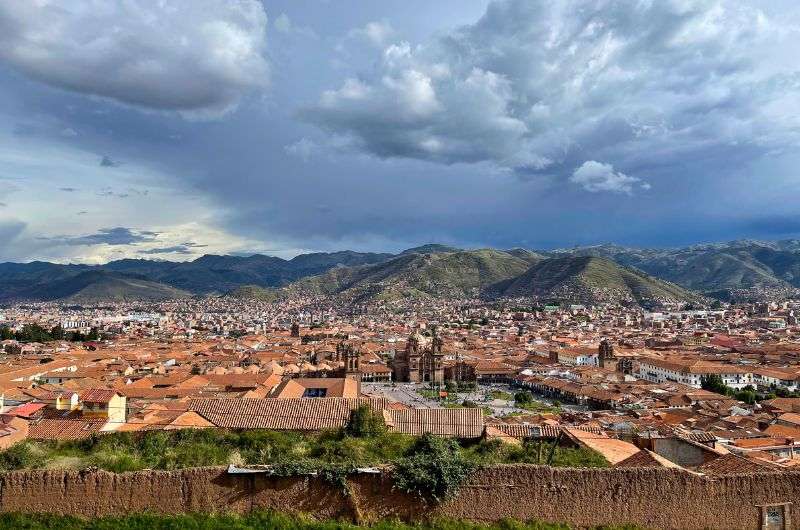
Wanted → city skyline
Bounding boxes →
[1,0,800,264]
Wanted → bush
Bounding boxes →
[346,405,387,438]
[392,433,475,503]
[0,442,41,470]
[514,391,533,405]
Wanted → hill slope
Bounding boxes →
[285,249,538,302]
[21,271,190,302]
[552,240,800,298]
[499,256,703,306]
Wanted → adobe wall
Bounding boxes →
[0,465,798,529]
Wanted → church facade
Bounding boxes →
[392,332,445,383]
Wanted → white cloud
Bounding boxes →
[350,21,395,47]
[570,161,642,195]
[284,138,318,161]
[0,0,270,117]
[274,13,292,33]
[302,0,800,186]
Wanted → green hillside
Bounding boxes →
[285,249,537,302]
[23,271,190,302]
[226,284,280,301]
[500,256,703,305]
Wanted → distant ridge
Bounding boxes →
[496,256,703,306]
[284,249,538,302]
[4,239,800,302]
[21,271,190,303]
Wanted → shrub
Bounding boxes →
[392,433,475,503]
[0,442,41,470]
[346,405,387,438]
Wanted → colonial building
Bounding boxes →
[392,332,444,383]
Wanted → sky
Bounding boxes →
[1,0,800,263]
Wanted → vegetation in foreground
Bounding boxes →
[0,511,642,530]
[0,427,606,475]
[0,406,606,502]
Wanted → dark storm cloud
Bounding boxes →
[0,0,269,116]
[40,227,158,247]
[745,216,800,237]
[140,242,208,255]
[2,0,800,262]
[301,0,800,192]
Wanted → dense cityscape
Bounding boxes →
[2,292,800,472]
[2,0,800,527]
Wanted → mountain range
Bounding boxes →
[3,239,800,304]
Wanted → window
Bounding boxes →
[761,504,789,530]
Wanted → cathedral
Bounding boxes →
[392,332,445,383]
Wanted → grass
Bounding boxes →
[0,429,608,473]
[515,402,560,414]
[488,391,514,401]
[0,511,643,530]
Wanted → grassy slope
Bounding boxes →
[67,276,190,302]
[502,256,701,304]
[226,284,280,301]
[285,250,537,302]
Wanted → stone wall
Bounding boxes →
[0,465,797,529]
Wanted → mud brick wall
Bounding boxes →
[0,465,798,529]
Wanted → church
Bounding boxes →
[392,332,445,383]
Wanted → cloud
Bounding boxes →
[284,138,318,161]
[274,14,292,34]
[99,156,119,168]
[570,161,642,194]
[301,0,800,187]
[0,220,25,243]
[139,242,209,255]
[349,21,395,47]
[0,0,269,116]
[59,187,78,192]
[43,227,158,247]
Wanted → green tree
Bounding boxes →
[0,326,13,341]
[392,433,474,503]
[346,405,387,438]
[50,325,65,340]
[514,391,534,406]
[700,374,730,395]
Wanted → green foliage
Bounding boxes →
[489,390,514,401]
[514,391,533,405]
[0,511,643,530]
[700,374,729,395]
[0,442,42,470]
[346,405,387,438]
[461,439,608,468]
[392,433,475,504]
[0,323,101,344]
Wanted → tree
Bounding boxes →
[392,433,474,503]
[514,390,534,406]
[50,325,65,341]
[700,374,730,396]
[86,327,100,341]
[345,404,386,438]
[0,326,13,341]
